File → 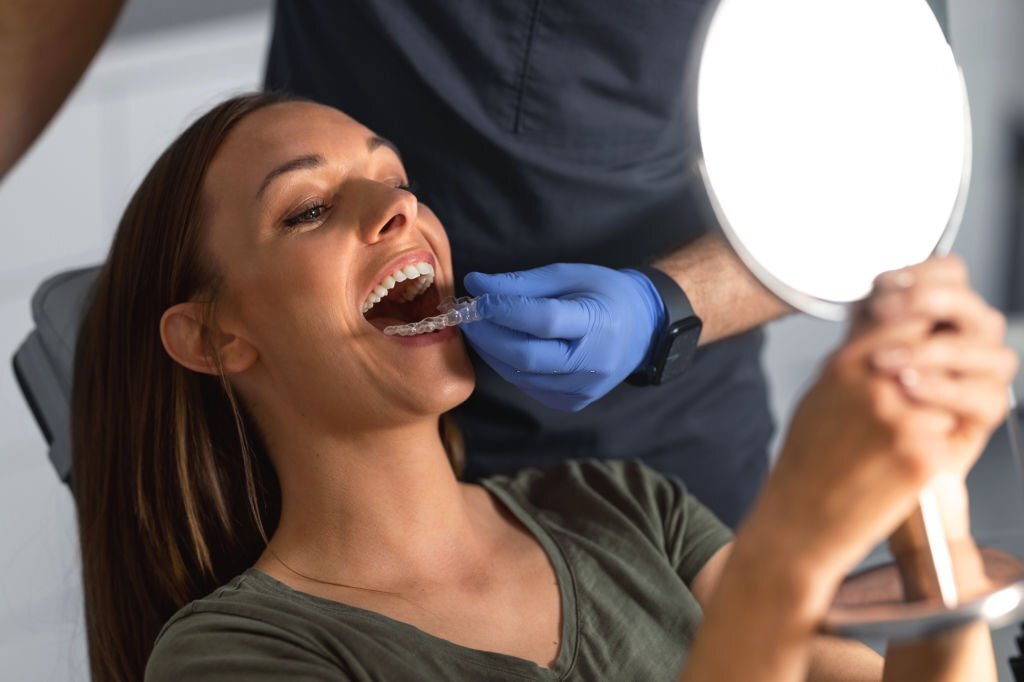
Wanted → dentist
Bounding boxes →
[0,0,951,527]
[264,0,881,526]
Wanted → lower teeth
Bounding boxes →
[383,296,481,337]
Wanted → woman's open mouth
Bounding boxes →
[361,260,443,332]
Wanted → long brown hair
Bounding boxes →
[73,91,290,681]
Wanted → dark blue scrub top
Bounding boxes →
[265,0,773,526]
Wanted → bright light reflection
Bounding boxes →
[980,589,1022,621]
[698,0,968,306]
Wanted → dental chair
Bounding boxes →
[12,265,100,485]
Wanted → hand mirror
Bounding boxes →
[691,0,1024,639]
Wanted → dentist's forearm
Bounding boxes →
[0,0,125,181]
[652,234,793,345]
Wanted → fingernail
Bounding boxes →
[872,292,906,320]
[872,347,909,371]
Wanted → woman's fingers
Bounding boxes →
[838,316,935,371]
[899,372,1012,430]
[872,339,1019,384]
[868,335,1017,443]
[873,255,969,292]
[869,283,1005,342]
[852,256,982,342]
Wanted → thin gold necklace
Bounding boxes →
[264,543,386,593]
[264,543,438,615]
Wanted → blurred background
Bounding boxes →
[0,0,1022,679]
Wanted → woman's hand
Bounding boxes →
[866,257,1016,480]
[686,256,1010,682]
[746,256,1017,607]
[869,258,1014,603]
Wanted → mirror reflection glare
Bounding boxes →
[697,0,969,314]
[980,588,1023,622]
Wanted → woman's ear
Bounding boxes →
[160,302,258,375]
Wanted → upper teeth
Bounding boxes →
[362,261,435,314]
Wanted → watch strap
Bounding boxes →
[628,266,702,386]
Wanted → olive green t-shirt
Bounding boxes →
[146,460,732,681]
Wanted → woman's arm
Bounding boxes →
[686,505,995,682]
[883,623,994,682]
[683,523,881,682]
[690,544,883,681]
[679,257,1012,681]
[881,479,997,681]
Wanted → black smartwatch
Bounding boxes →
[628,266,703,386]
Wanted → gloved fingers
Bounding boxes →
[475,294,592,340]
[470,344,528,384]
[465,263,600,299]
[471,346,593,412]
[461,320,574,374]
[471,345,569,389]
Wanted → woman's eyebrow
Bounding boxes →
[367,135,402,160]
[256,137,400,199]
[256,154,326,199]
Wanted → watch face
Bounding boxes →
[656,318,703,384]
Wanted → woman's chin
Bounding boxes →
[427,368,476,413]
[379,356,474,418]
[439,336,476,401]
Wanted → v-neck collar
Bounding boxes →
[244,479,579,679]
[481,477,580,677]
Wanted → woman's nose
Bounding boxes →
[359,182,419,244]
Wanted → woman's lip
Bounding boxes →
[360,249,437,308]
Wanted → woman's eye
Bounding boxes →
[283,202,330,230]
[396,180,419,196]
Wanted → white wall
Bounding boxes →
[0,12,271,680]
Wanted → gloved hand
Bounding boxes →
[461,263,667,412]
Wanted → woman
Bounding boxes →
[73,92,1015,681]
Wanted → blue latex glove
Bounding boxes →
[461,263,667,412]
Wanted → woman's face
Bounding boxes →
[197,101,474,433]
